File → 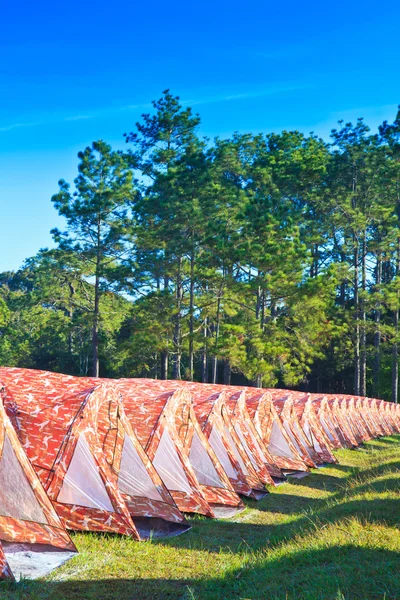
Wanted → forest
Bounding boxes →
[1,91,400,401]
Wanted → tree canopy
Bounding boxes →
[2,91,400,401]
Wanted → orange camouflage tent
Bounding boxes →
[289,393,337,464]
[210,385,285,484]
[269,391,321,467]
[0,368,189,540]
[171,383,269,500]
[339,397,368,444]
[115,379,244,518]
[305,394,347,449]
[384,400,400,433]
[178,383,287,483]
[0,389,76,581]
[329,396,359,447]
[245,390,310,474]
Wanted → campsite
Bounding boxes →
[1,0,400,598]
[0,370,399,598]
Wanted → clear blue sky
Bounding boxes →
[1,0,399,271]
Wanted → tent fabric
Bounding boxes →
[357,398,377,440]
[269,391,320,467]
[348,397,373,442]
[392,402,400,430]
[328,397,359,447]
[0,390,76,582]
[377,399,396,435]
[118,435,164,502]
[186,385,281,482]
[0,368,187,539]
[153,429,194,494]
[356,398,375,438]
[83,378,190,536]
[309,394,400,448]
[0,544,13,581]
[0,368,138,537]
[172,383,268,499]
[368,398,389,437]
[246,391,309,473]
[115,379,244,517]
[348,397,372,441]
[222,389,283,482]
[379,400,395,434]
[1,366,398,556]
[339,398,366,444]
[189,430,225,489]
[289,393,337,464]
[273,392,328,466]
[308,395,346,449]
[177,382,281,485]
[57,433,115,511]
[385,401,400,432]
[339,397,368,445]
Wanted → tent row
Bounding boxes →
[0,368,399,581]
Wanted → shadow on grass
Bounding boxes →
[288,471,347,492]
[370,436,400,445]
[2,545,399,600]
[349,460,400,482]
[364,442,399,451]
[243,493,322,514]
[161,497,400,554]
[352,476,400,494]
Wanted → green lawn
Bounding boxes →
[3,435,400,600]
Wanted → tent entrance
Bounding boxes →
[208,427,237,479]
[0,432,77,580]
[189,430,224,489]
[118,434,190,538]
[0,434,48,524]
[153,429,193,494]
[269,421,297,459]
[118,434,164,501]
[57,434,114,511]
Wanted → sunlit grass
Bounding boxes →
[2,435,399,600]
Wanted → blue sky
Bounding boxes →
[1,0,399,271]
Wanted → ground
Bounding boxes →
[2,435,400,600]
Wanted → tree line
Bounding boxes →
[1,91,400,401]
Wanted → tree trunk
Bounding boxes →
[353,242,360,395]
[92,273,100,378]
[172,257,182,380]
[393,235,400,403]
[161,270,170,380]
[360,230,367,396]
[351,162,360,395]
[223,360,231,385]
[67,281,75,359]
[153,353,159,379]
[160,351,168,380]
[373,254,382,396]
[201,317,208,383]
[211,297,221,384]
[310,243,319,278]
[340,250,346,307]
[188,235,195,381]
[392,309,398,403]
[92,218,101,378]
[255,283,261,320]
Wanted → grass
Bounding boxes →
[2,435,399,600]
